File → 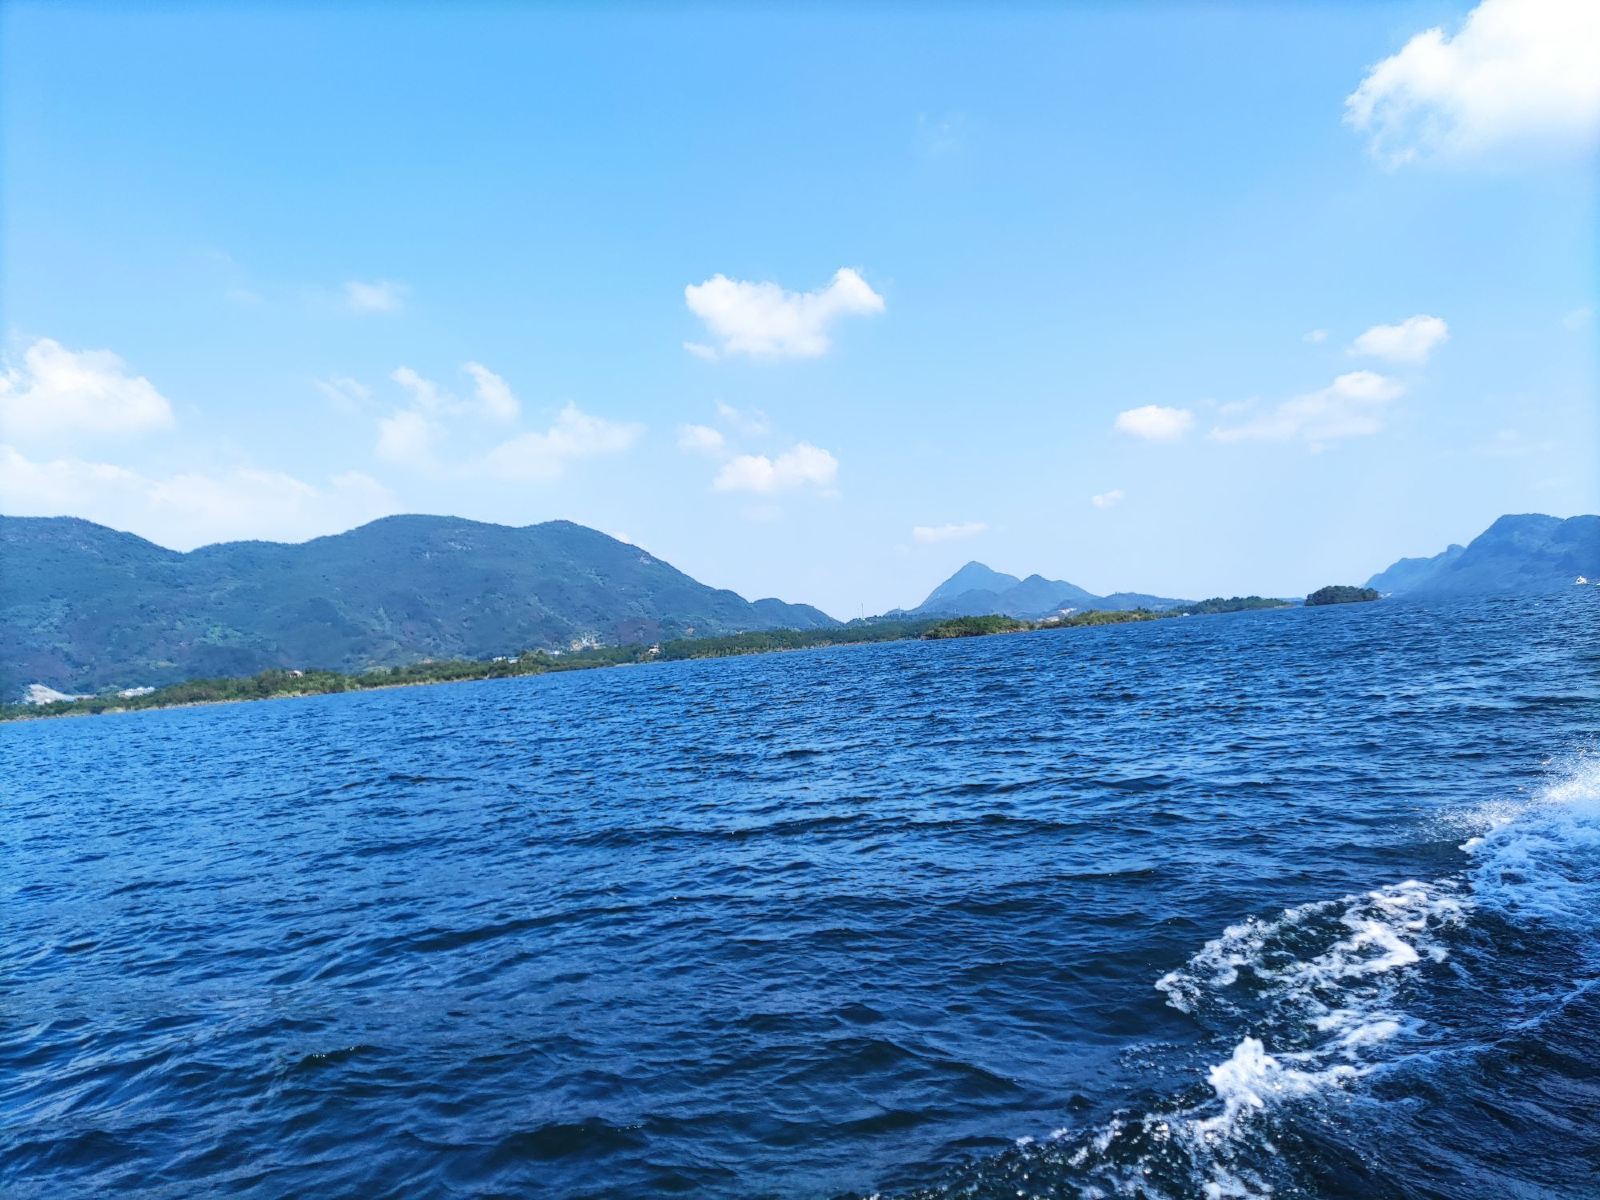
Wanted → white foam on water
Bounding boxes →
[1459,753,1600,928]
[1045,751,1600,1199]
[1127,878,1465,1196]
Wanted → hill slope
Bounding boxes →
[1365,514,1600,597]
[0,514,837,696]
[1366,544,1465,595]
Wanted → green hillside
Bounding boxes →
[0,514,837,696]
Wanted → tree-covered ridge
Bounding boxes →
[1305,585,1381,606]
[1172,596,1293,615]
[921,615,1032,639]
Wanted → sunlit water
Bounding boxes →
[4,592,1597,1198]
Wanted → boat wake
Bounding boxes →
[882,750,1600,1199]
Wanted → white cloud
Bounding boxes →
[1349,314,1449,364]
[1113,404,1194,441]
[462,362,520,422]
[343,279,408,313]
[391,363,518,422]
[1091,489,1125,509]
[1563,305,1593,329]
[391,366,444,412]
[314,376,372,411]
[1304,329,1330,344]
[375,409,442,467]
[677,423,726,455]
[1345,0,1600,165]
[912,520,987,544]
[684,267,885,358]
[1211,371,1405,445]
[0,444,397,549]
[683,341,719,361]
[484,404,643,482]
[0,338,174,443]
[713,442,839,494]
[376,362,637,480]
[714,400,771,437]
[376,362,527,465]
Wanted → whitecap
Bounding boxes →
[1013,751,1600,1198]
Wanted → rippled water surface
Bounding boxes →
[5,593,1599,1198]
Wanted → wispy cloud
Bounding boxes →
[375,409,441,467]
[314,376,373,412]
[343,279,409,314]
[1090,489,1125,509]
[677,423,726,455]
[374,363,633,481]
[1472,427,1557,458]
[484,404,643,482]
[1114,405,1194,442]
[714,400,771,437]
[462,362,519,422]
[713,442,839,494]
[1349,314,1449,364]
[1211,371,1404,446]
[911,520,987,544]
[0,444,396,549]
[387,362,520,424]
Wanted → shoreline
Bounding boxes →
[2,599,1295,725]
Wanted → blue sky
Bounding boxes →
[2,1,1596,617]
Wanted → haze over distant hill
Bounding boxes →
[913,512,1600,622]
[0,514,836,696]
[1365,514,1600,598]
[900,562,1188,619]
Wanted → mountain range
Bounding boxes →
[1364,514,1600,597]
[0,514,836,696]
[5,510,1595,701]
[909,513,1599,623]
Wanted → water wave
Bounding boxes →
[5,592,1596,1199]
[958,752,1600,1200]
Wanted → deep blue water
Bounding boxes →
[4,592,1599,1199]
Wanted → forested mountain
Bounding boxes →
[1365,515,1600,597]
[1,514,836,695]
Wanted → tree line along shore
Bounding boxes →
[2,596,1301,722]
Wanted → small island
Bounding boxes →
[1305,585,1381,606]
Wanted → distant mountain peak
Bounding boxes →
[912,559,1186,619]
[920,561,1022,607]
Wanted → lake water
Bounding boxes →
[4,592,1598,1198]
